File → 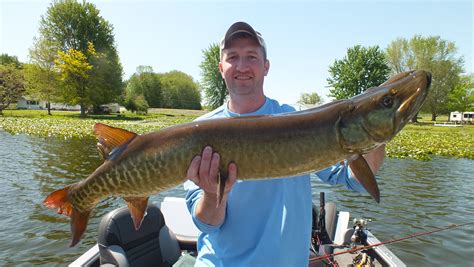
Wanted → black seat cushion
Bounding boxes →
[98,204,174,267]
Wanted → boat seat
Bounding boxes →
[310,201,337,260]
[97,204,181,267]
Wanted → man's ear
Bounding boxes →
[218,62,225,78]
[264,59,270,76]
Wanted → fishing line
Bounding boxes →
[309,221,474,263]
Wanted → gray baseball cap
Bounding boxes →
[220,21,267,58]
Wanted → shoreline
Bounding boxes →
[1,115,473,161]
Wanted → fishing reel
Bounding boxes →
[350,218,371,244]
[351,252,374,267]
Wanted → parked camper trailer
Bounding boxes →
[449,111,474,124]
[99,103,121,113]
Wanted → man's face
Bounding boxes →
[219,37,270,97]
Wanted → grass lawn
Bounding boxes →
[0,108,207,138]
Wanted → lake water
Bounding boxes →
[0,130,473,266]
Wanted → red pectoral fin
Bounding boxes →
[124,197,149,230]
[349,155,381,203]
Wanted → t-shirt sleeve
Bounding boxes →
[315,161,366,192]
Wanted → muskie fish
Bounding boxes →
[44,70,431,247]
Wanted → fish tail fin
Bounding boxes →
[43,185,91,247]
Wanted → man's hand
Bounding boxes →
[186,146,237,226]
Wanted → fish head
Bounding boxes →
[338,70,431,153]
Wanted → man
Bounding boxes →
[184,21,384,266]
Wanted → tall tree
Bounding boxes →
[27,37,61,115]
[385,38,410,74]
[0,64,25,114]
[88,49,124,112]
[447,73,474,113]
[33,0,123,117]
[54,44,94,116]
[159,70,201,110]
[126,66,163,108]
[0,54,22,69]
[200,43,227,109]
[327,45,390,100]
[385,35,464,121]
[298,92,323,105]
[23,63,61,115]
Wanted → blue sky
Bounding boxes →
[1,0,472,104]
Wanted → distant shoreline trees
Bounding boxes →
[0,56,25,115]
[124,66,201,112]
[385,36,465,121]
[327,45,390,100]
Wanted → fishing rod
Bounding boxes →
[309,220,474,263]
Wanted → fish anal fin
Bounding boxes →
[349,155,381,203]
[94,123,137,160]
[124,197,149,230]
[70,209,92,247]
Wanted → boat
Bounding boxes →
[70,193,405,267]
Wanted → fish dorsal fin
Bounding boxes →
[94,123,137,160]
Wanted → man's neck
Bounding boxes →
[228,94,266,114]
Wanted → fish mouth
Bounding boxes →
[395,71,431,130]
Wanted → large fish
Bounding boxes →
[44,70,431,247]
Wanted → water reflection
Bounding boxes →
[311,157,474,266]
[1,131,473,266]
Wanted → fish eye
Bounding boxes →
[382,96,393,107]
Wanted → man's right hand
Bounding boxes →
[186,146,237,226]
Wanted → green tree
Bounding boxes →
[0,54,23,69]
[124,93,149,114]
[126,66,163,108]
[0,64,25,114]
[447,73,474,113]
[298,92,323,105]
[23,63,61,115]
[159,70,201,110]
[33,0,123,116]
[28,37,61,115]
[385,35,464,121]
[385,38,410,74]
[54,44,95,116]
[327,45,390,100]
[200,43,227,109]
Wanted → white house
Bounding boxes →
[449,111,474,123]
[17,97,81,110]
[16,97,125,112]
[16,97,41,109]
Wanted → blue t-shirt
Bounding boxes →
[184,97,365,266]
